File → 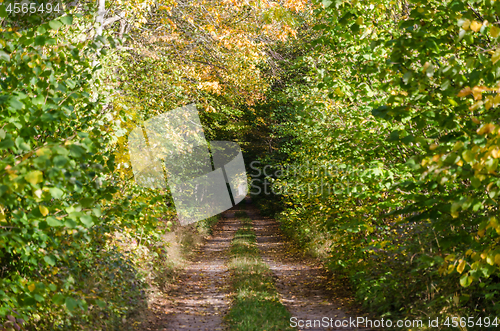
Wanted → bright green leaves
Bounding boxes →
[268,0,500,322]
[492,48,500,65]
[60,15,73,26]
[0,6,120,325]
[46,216,63,227]
[0,50,10,62]
[48,187,64,199]
[80,215,94,228]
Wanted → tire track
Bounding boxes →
[142,212,241,331]
[248,206,369,331]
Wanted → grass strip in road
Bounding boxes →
[225,211,292,331]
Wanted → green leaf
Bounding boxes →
[402,71,412,84]
[80,198,94,208]
[35,36,47,46]
[60,15,73,25]
[471,177,481,189]
[92,207,102,217]
[9,98,24,110]
[53,155,68,167]
[0,129,5,139]
[46,216,63,227]
[0,4,6,18]
[0,137,14,150]
[0,50,10,62]
[49,187,64,199]
[460,274,473,287]
[52,293,65,305]
[80,215,94,228]
[65,296,78,312]
[43,255,56,266]
[49,20,63,30]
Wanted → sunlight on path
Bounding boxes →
[142,213,241,331]
[247,206,370,331]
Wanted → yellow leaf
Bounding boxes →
[356,16,364,25]
[462,19,471,30]
[495,254,500,266]
[487,254,495,266]
[477,123,495,135]
[490,25,500,38]
[472,117,480,124]
[492,49,500,65]
[490,216,499,228]
[469,100,483,111]
[36,148,51,156]
[494,93,500,107]
[445,254,456,261]
[25,171,43,185]
[478,229,485,237]
[485,95,494,110]
[28,283,36,292]
[491,149,500,158]
[457,86,472,97]
[457,259,466,274]
[422,61,431,73]
[39,205,49,216]
[470,20,482,32]
[472,85,488,100]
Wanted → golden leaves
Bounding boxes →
[492,48,500,64]
[461,19,471,30]
[490,25,500,38]
[458,85,500,111]
[457,86,488,100]
[457,259,466,274]
[0,204,5,223]
[25,171,43,186]
[470,20,482,32]
[476,123,496,135]
[39,205,49,217]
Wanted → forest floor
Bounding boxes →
[139,201,370,331]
